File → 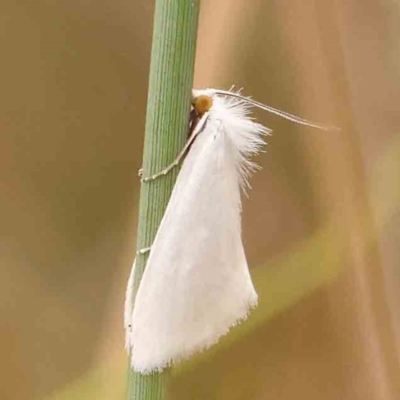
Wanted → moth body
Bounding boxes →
[125,90,268,374]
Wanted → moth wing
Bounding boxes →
[124,258,136,351]
[130,117,258,374]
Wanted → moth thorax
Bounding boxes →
[193,95,213,115]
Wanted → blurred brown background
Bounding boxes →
[1,1,399,399]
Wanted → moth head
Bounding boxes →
[192,91,213,115]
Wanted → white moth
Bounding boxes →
[124,88,334,374]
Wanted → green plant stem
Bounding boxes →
[126,1,200,399]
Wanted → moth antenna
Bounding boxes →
[212,89,339,132]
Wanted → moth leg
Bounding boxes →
[140,111,209,182]
[136,246,152,255]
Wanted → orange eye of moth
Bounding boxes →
[193,95,213,115]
